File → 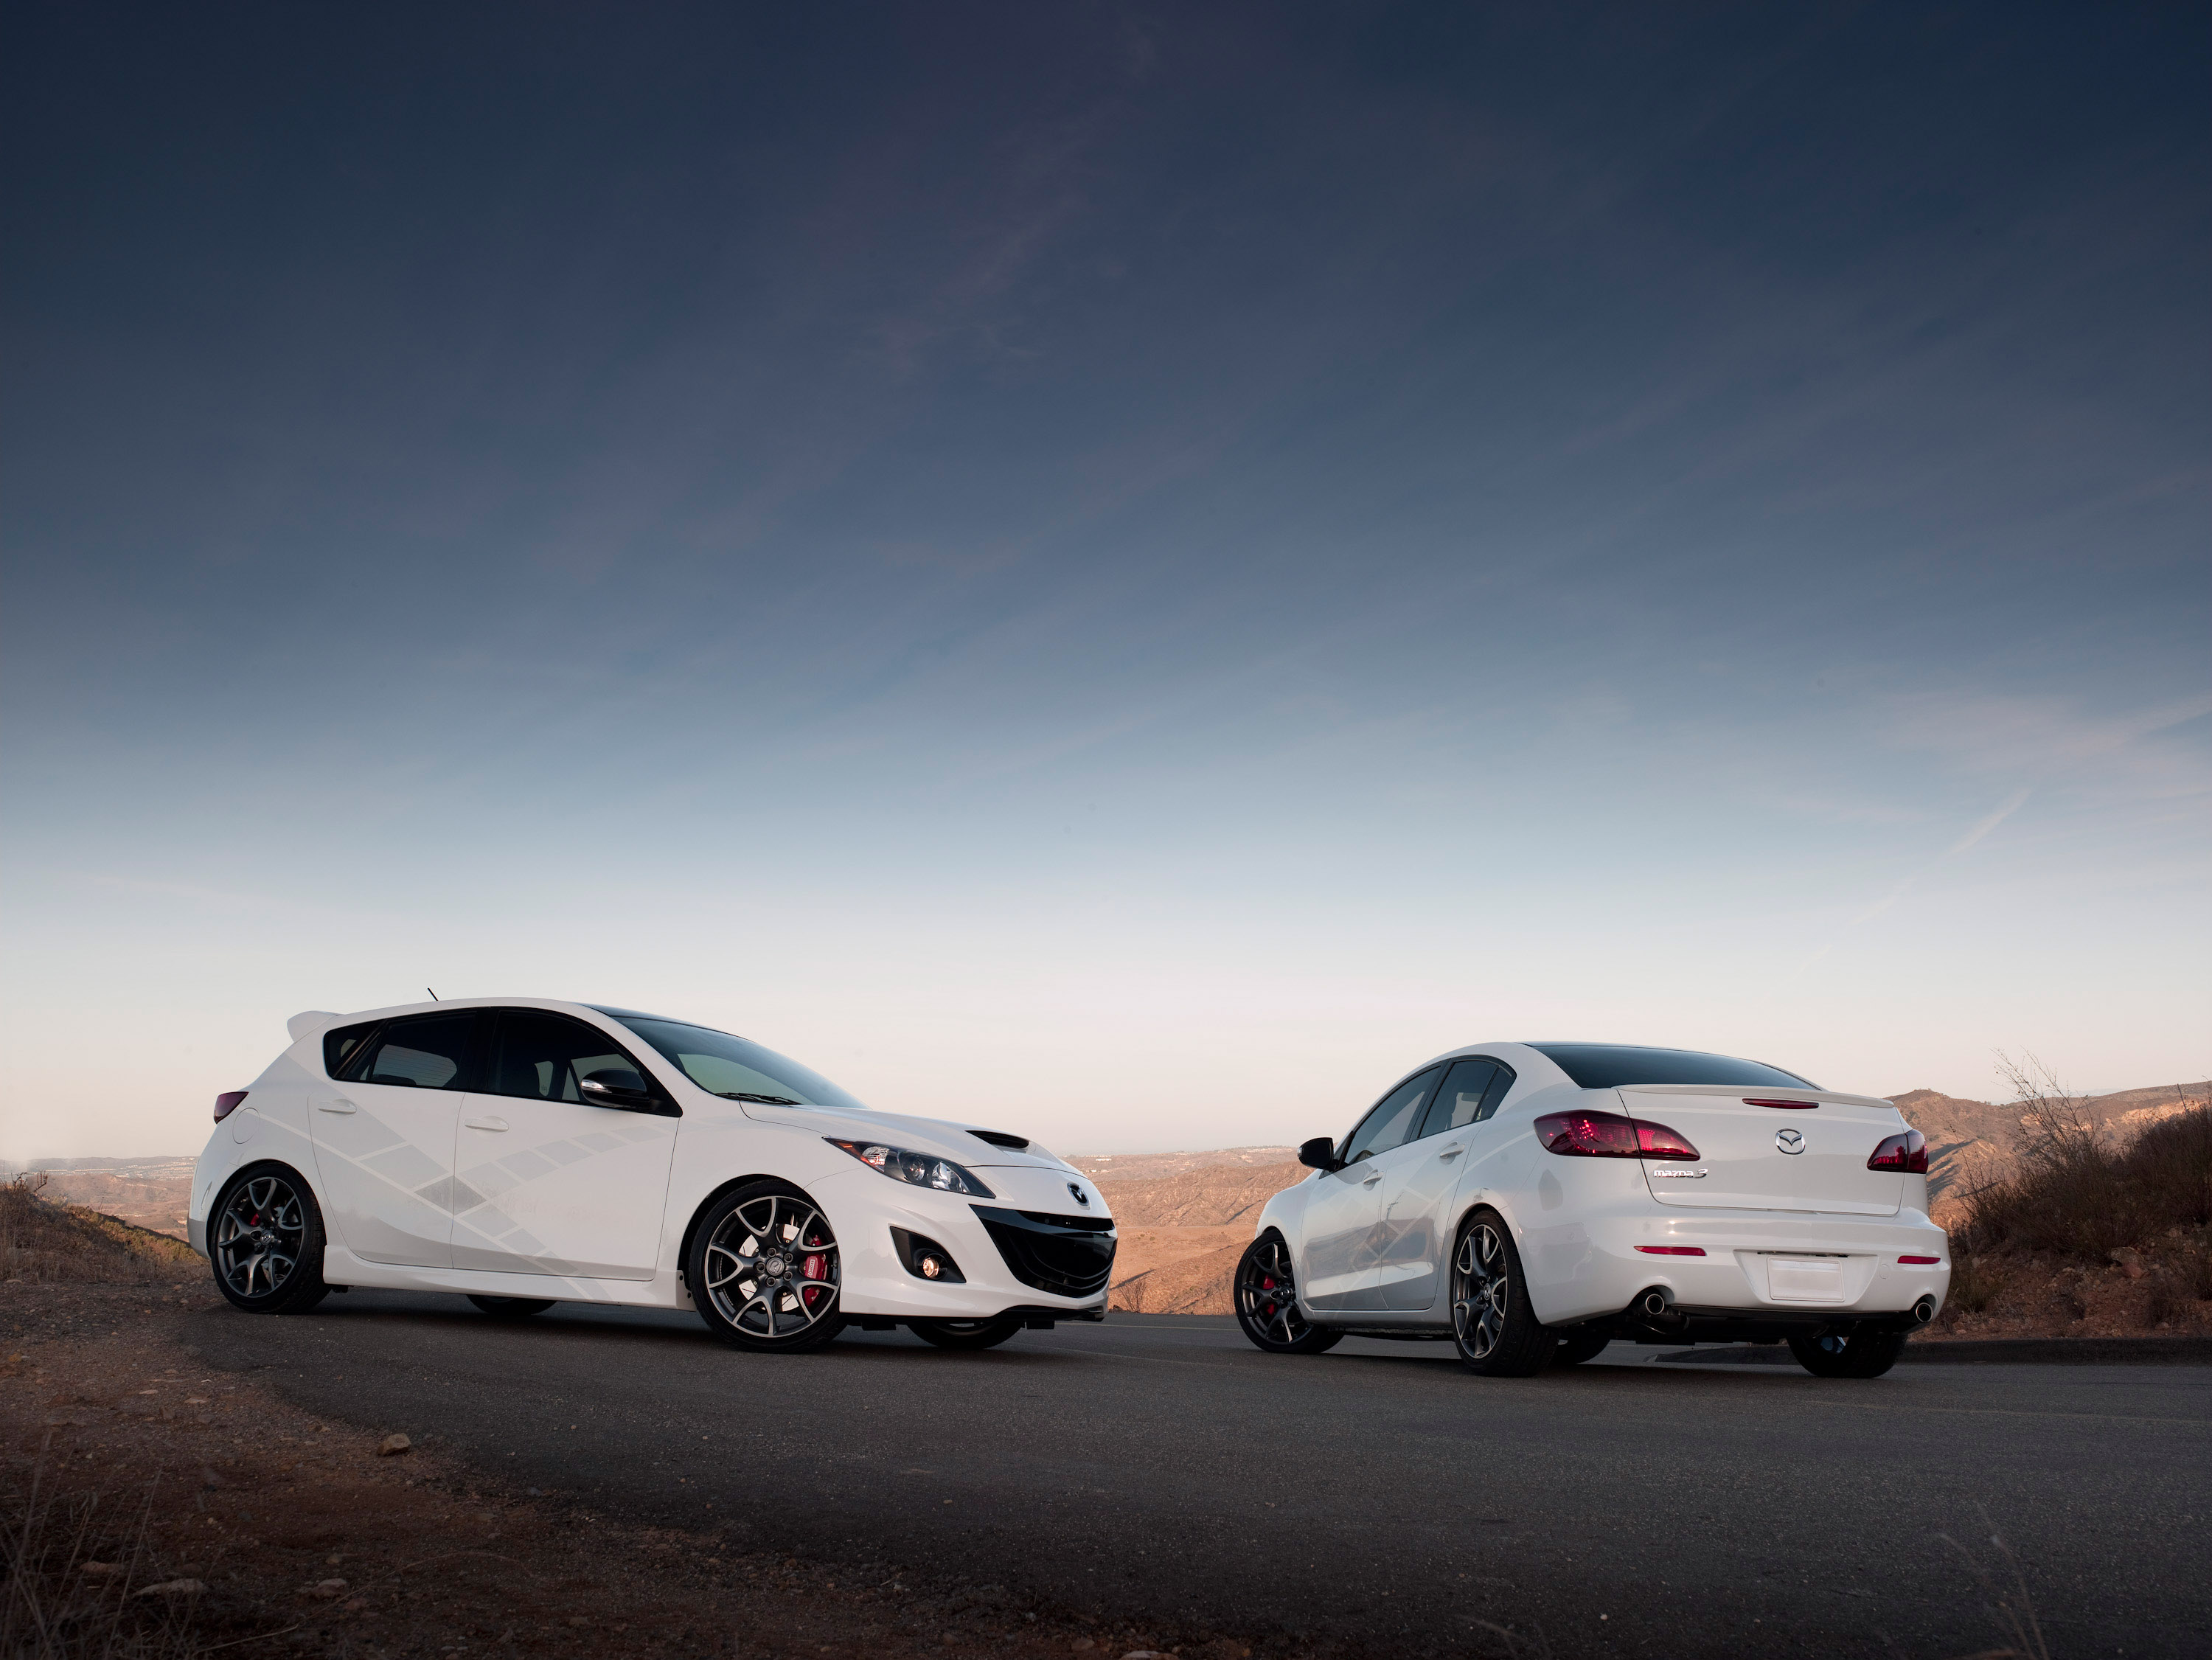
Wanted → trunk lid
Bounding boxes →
[1620,1086,1907,1215]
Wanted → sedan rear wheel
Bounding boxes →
[1449,1212,1551,1377]
[1787,1327,1905,1378]
[1552,1330,1611,1367]
[908,1316,1025,1350]
[687,1181,844,1353]
[211,1164,330,1316]
[1233,1232,1341,1354]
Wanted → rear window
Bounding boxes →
[1532,1044,1814,1091]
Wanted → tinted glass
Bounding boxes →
[487,1013,655,1106]
[1343,1067,1441,1162]
[606,1015,870,1111]
[322,1019,380,1079]
[346,1013,479,1090]
[1419,1058,1507,1138]
[1532,1044,1814,1090]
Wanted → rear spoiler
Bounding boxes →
[1614,1084,1897,1111]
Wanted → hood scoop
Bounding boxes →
[969,1130,1031,1150]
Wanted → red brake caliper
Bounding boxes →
[801,1252,827,1307]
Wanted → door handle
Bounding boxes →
[1361,1173,1382,1187]
[464,1116,509,1133]
[316,1100,356,1115]
[1438,1145,1464,1161]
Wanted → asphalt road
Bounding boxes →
[184,1293,2211,1659]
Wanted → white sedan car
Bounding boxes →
[190,999,1113,1352]
[1235,1042,1948,1378]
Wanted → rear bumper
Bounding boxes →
[1522,1203,1951,1327]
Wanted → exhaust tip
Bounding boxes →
[1640,1289,1672,1319]
[1913,1295,1936,1324]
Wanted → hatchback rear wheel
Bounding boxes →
[211,1164,330,1316]
[468,1295,555,1319]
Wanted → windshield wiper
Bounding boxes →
[714,1091,802,1105]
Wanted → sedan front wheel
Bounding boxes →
[1233,1232,1341,1355]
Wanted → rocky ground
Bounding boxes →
[1,1278,1270,1660]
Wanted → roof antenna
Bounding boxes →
[427,987,439,1001]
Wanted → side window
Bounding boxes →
[323,1019,381,1079]
[1475,1062,1516,1122]
[1342,1067,1441,1163]
[1419,1058,1498,1139]
[344,1013,480,1091]
[486,1012,658,1109]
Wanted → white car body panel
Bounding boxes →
[191,998,1113,1324]
[1251,1041,1949,1336]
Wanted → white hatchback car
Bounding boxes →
[1234,1042,1949,1378]
[190,999,1114,1352]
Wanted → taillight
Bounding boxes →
[1743,1097,1818,1109]
[1635,1245,1706,1256]
[213,1091,248,1122]
[1867,1128,1927,1173]
[1534,1110,1701,1161]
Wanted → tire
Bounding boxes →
[908,1316,1026,1350]
[1552,1330,1611,1367]
[209,1163,331,1316]
[1788,1327,1905,1378]
[468,1295,555,1318]
[686,1180,845,1353]
[1233,1232,1343,1355]
[1448,1212,1552,1377]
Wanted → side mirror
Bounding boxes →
[1298,1136,1343,1173]
[580,1069,655,1110]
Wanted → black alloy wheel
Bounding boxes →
[1552,1330,1611,1367]
[686,1180,844,1352]
[1448,1211,1552,1377]
[1787,1327,1906,1378]
[467,1295,556,1318]
[211,1164,331,1316]
[1233,1232,1342,1355]
[908,1315,1026,1350]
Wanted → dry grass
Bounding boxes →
[1957,1058,2212,1262]
[1,1448,201,1659]
[0,1178,199,1288]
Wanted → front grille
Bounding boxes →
[1015,1209,1114,1233]
[973,1205,1116,1299]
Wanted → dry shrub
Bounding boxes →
[0,1176,199,1286]
[1958,1057,2212,1263]
[1944,1251,2006,1315]
[1,1448,199,1659]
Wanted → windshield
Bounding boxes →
[599,1012,871,1111]
[1531,1043,1815,1091]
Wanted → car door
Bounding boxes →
[308,1010,483,1268]
[449,1008,681,1281]
[1381,1057,1514,1310]
[1298,1067,1441,1312]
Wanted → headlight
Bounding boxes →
[826,1139,995,1198]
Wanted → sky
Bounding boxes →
[3,3,2207,1163]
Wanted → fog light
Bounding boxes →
[920,1255,944,1279]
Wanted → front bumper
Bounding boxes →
[809,1164,1115,1322]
